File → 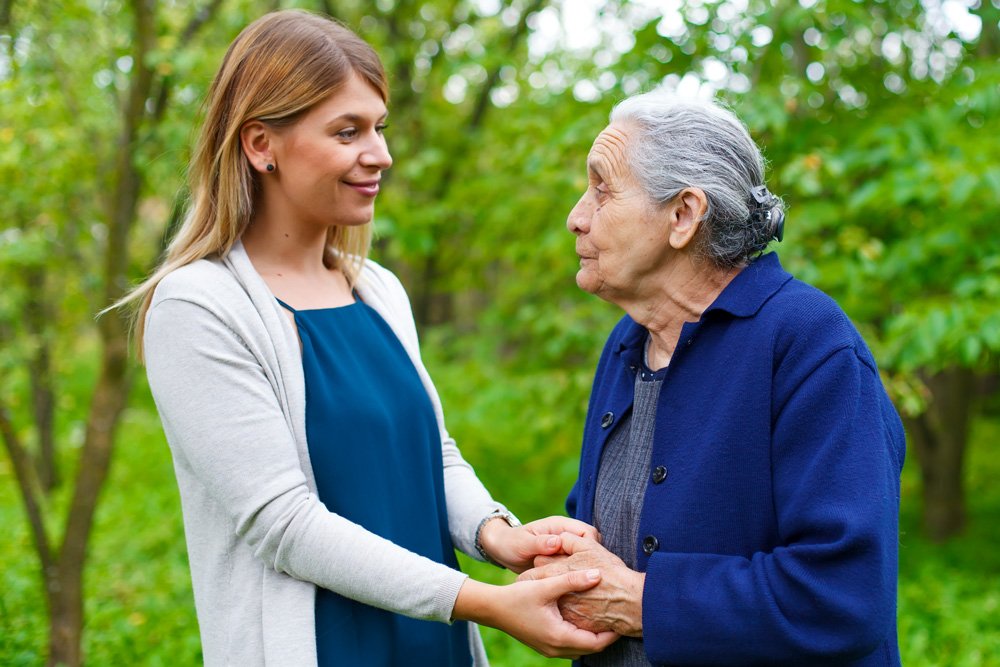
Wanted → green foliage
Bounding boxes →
[896,419,1000,666]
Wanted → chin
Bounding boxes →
[334,214,375,227]
[575,271,599,295]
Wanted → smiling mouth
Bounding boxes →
[345,180,380,197]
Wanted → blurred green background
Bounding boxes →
[1,0,998,665]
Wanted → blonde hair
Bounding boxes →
[116,9,388,359]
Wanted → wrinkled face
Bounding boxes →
[268,72,392,229]
[566,123,672,302]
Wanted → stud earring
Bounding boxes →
[266,164,275,172]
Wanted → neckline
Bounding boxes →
[275,296,360,313]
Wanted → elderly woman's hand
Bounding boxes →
[479,515,601,574]
[519,532,645,637]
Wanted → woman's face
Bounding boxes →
[265,73,392,230]
[566,123,673,303]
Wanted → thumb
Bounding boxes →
[539,568,602,598]
[532,533,562,556]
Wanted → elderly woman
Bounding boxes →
[521,91,905,666]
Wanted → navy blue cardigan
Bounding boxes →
[568,252,905,666]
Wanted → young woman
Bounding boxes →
[121,10,616,667]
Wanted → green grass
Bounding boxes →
[896,418,1000,667]
[1,372,999,665]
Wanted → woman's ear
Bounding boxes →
[668,188,708,250]
[240,120,275,174]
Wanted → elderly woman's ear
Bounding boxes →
[667,187,708,250]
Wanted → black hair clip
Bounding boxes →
[750,185,784,242]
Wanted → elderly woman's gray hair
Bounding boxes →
[610,90,784,268]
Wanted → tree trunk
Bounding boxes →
[3,2,226,665]
[46,562,84,667]
[902,366,976,542]
[0,0,12,30]
[25,266,59,491]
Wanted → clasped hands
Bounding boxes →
[468,516,642,658]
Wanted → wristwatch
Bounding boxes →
[474,508,521,568]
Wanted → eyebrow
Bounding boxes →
[325,111,389,126]
[587,157,605,179]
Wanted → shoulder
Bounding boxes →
[145,257,262,348]
[356,257,420,345]
[150,257,241,310]
[357,257,413,322]
[764,276,878,378]
[358,257,407,301]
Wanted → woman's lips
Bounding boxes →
[345,180,380,197]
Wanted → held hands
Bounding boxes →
[453,570,619,659]
[478,515,601,574]
[519,532,645,637]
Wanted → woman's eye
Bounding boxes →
[336,128,358,139]
[376,123,388,135]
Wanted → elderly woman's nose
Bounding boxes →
[567,194,592,234]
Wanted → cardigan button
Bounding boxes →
[642,535,659,555]
[652,465,668,484]
[600,411,615,429]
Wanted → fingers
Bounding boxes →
[532,533,562,556]
[528,516,600,542]
[517,559,570,582]
[591,630,620,651]
[549,516,599,539]
[541,568,602,597]
[551,625,620,657]
[561,517,602,542]
[558,531,600,556]
[533,554,562,568]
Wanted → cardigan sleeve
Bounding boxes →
[640,346,903,665]
[144,296,469,623]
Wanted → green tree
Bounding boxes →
[0,1,227,663]
[409,0,1000,542]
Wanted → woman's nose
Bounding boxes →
[362,134,392,170]
[567,193,593,234]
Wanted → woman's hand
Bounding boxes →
[479,515,600,574]
[453,570,619,659]
[519,532,645,637]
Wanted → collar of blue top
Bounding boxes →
[614,251,793,356]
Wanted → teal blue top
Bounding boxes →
[278,297,471,667]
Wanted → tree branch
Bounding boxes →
[0,402,53,571]
[24,267,59,491]
[410,0,548,326]
[316,0,339,20]
[467,0,546,131]
[149,0,225,124]
[60,0,155,571]
[178,0,224,45]
[0,0,12,31]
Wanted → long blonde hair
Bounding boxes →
[118,9,388,359]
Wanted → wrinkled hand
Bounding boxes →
[480,515,600,574]
[519,532,645,637]
[453,569,620,659]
